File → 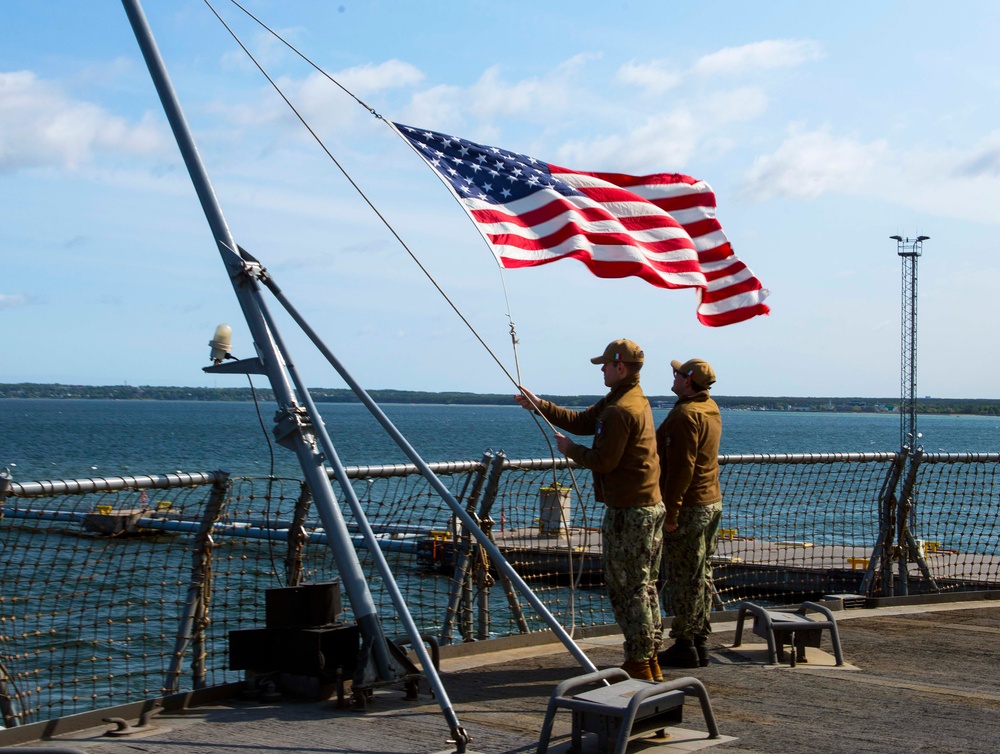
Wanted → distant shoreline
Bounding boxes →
[2,383,999,416]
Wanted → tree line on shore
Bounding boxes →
[1,383,998,416]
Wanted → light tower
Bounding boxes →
[891,234,929,449]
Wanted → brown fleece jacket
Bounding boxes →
[656,390,722,525]
[537,374,660,508]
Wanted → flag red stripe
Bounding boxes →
[697,243,737,265]
[582,186,719,216]
[680,218,724,239]
[553,167,702,191]
[698,302,770,327]
[699,275,766,304]
[702,259,748,283]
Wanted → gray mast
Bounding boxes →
[119,2,476,748]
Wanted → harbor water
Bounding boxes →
[2,398,999,481]
[2,397,1000,722]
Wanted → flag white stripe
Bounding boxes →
[705,267,758,291]
[691,229,730,253]
[698,289,771,315]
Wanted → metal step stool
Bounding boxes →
[732,601,845,667]
[536,668,720,754]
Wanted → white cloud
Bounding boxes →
[741,126,886,200]
[0,71,168,173]
[736,128,1000,223]
[401,55,595,129]
[616,60,682,95]
[473,61,579,120]
[0,294,30,310]
[693,40,824,77]
[873,143,1000,225]
[699,114,999,229]
[209,53,597,150]
[553,88,765,172]
[290,59,424,123]
[220,29,299,73]
[467,66,571,119]
[219,60,424,133]
[288,60,424,124]
[556,109,701,171]
[401,83,467,130]
[334,59,424,95]
[701,87,769,124]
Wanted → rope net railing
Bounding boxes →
[2,450,1000,723]
[0,474,230,725]
[899,452,1000,593]
[714,453,900,603]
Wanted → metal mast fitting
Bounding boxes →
[890,235,928,450]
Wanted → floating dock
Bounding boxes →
[417,526,1000,596]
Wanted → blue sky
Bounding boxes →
[2,1,999,398]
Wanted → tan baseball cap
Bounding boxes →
[591,339,645,365]
[671,358,716,388]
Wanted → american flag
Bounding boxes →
[392,122,769,326]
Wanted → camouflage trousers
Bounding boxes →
[602,502,665,662]
[661,502,723,640]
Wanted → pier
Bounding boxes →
[420,524,1000,598]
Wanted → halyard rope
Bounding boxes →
[204,0,589,606]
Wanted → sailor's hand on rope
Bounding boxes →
[554,432,573,455]
[514,386,541,411]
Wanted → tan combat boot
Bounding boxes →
[620,658,654,681]
[648,654,664,682]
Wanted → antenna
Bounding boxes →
[892,235,928,449]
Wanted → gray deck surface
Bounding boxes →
[22,599,1000,754]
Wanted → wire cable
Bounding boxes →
[207,2,586,537]
[207,0,593,625]
[246,373,282,586]
[204,0,529,398]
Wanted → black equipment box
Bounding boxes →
[229,623,360,680]
[264,581,342,628]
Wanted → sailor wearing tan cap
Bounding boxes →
[515,339,665,682]
[657,358,723,669]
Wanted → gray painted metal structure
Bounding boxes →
[119,1,597,749]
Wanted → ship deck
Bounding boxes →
[14,595,1000,754]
